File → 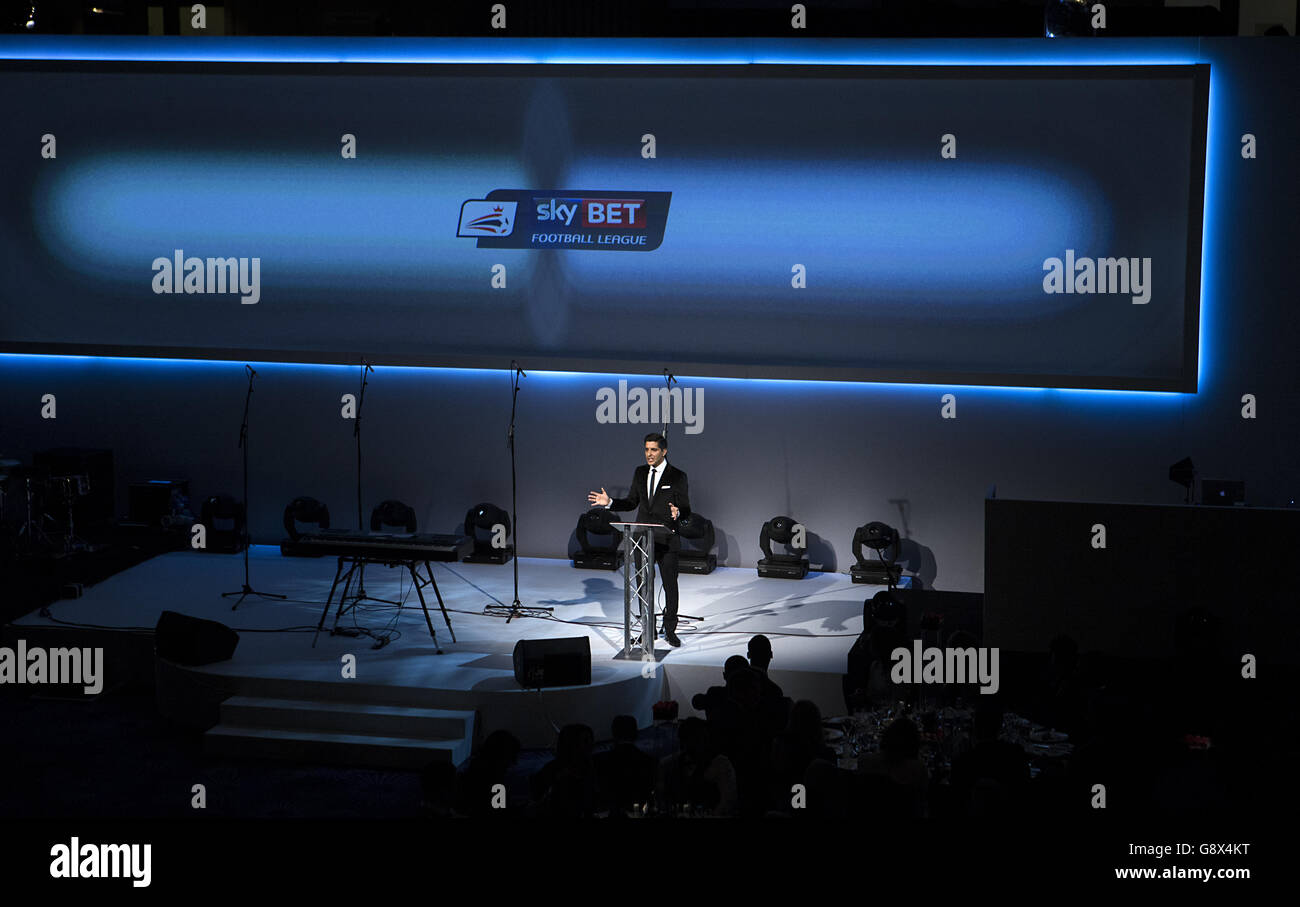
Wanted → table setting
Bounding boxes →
[825,703,1074,780]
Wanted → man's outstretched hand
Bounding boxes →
[588,487,611,507]
[669,503,680,520]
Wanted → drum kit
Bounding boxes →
[0,456,93,556]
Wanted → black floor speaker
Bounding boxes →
[155,610,240,666]
[513,637,591,688]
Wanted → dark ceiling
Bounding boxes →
[2,1,1276,38]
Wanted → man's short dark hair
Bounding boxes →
[747,634,773,659]
[644,432,667,451]
[611,714,638,742]
[723,655,751,680]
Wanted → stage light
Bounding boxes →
[463,501,513,564]
[1169,456,1195,504]
[676,511,717,574]
[281,496,330,541]
[850,521,904,588]
[868,589,905,630]
[572,507,624,571]
[199,494,245,554]
[757,515,808,579]
[279,497,343,558]
[370,499,417,533]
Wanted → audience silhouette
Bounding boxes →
[593,714,657,815]
[453,729,521,817]
[770,699,836,810]
[530,723,597,818]
[658,716,738,816]
[437,626,1221,821]
[949,697,1030,815]
[857,716,930,817]
[844,590,908,711]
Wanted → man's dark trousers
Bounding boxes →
[635,542,679,634]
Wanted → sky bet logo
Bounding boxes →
[536,197,647,229]
[459,189,671,252]
[457,201,517,237]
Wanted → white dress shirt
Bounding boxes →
[646,460,668,501]
[605,460,669,508]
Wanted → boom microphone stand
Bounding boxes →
[484,362,551,622]
[223,365,286,610]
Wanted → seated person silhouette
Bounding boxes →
[594,714,657,814]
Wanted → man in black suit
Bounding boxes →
[588,432,690,646]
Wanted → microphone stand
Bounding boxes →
[484,362,551,622]
[349,360,397,608]
[654,367,685,632]
[223,364,286,610]
[664,488,702,627]
[662,368,677,440]
[356,360,372,532]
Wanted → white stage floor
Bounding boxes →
[13,546,876,745]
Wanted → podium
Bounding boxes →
[611,521,664,659]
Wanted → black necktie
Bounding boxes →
[649,466,659,500]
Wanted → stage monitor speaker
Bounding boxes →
[154,610,240,666]
[513,636,591,688]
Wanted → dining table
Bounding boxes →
[824,703,1073,782]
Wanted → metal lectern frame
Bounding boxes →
[612,521,661,659]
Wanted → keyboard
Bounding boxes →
[280,530,472,562]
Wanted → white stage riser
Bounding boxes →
[204,727,468,771]
[159,655,664,749]
[19,552,871,751]
[217,696,475,740]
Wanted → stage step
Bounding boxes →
[204,696,475,770]
[218,695,474,739]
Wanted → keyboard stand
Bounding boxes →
[312,554,456,653]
